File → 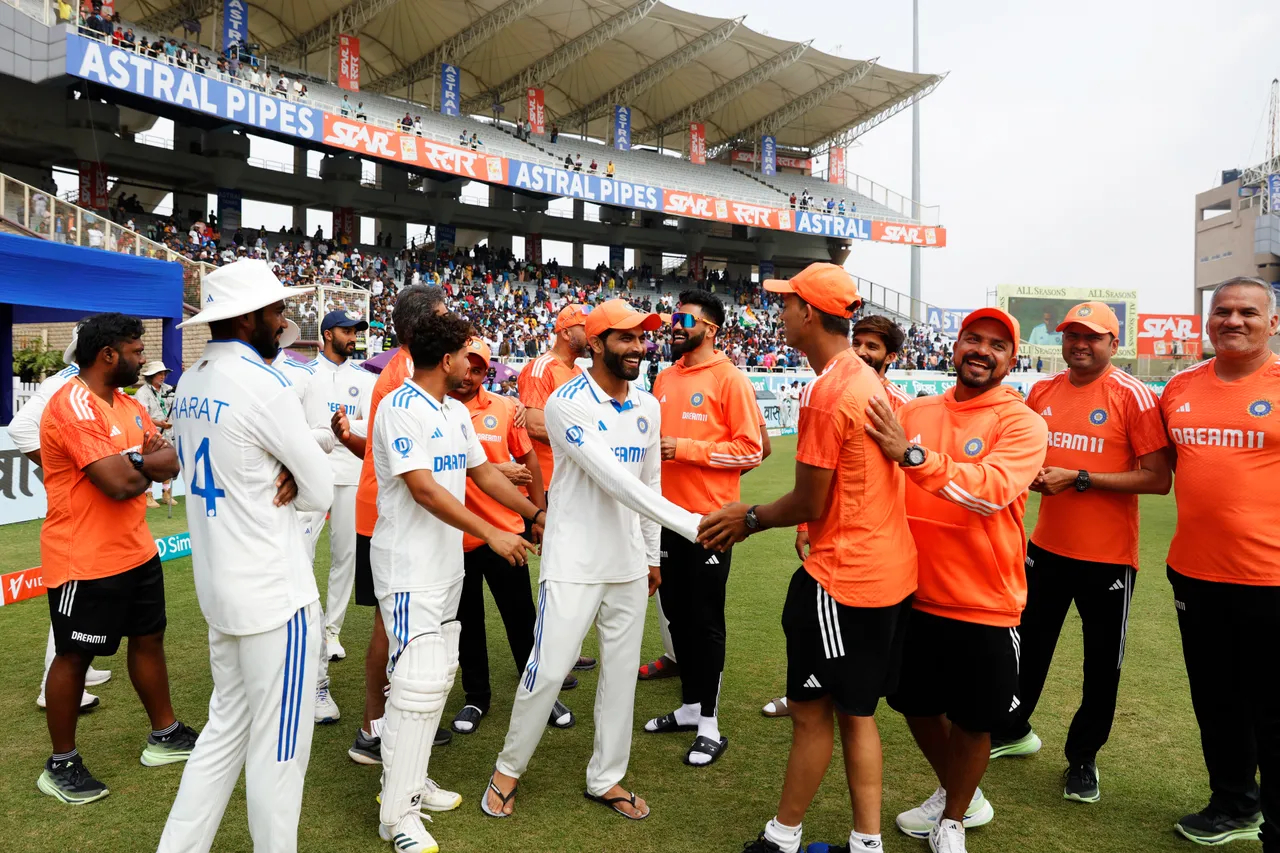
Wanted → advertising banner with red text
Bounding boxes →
[871,221,947,248]
[79,160,108,210]
[689,122,705,165]
[322,114,508,184]
[526,87,545,135]
[661,189,793,231]
[338,34,360,91]
[333,207,356,241]
[526,233,542,265]
[1138,314,1202,357]
[828,146,845,186]
[731,150,813,171]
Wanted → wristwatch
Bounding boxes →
[902,445,926,468]
[126,451,145,471]
[1075,470,1091,492]
[744,505,761,531]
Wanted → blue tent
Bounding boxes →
[1,232,184,424]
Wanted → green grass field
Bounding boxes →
[0,436,1230,852]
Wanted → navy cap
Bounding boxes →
[321,309,369,333]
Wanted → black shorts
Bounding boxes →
[47,554,166,657]
[782,567,911,716]
[355,534,376,607]
[887,608,1021,733]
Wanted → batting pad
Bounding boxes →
[379,630,452,826]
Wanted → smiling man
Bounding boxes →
[1162,277,1280,848]
[989,302,1170,806]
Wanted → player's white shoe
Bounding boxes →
[37,690,99,711]
[930,818,967,853]
[421,778,461,812]
[315,682,340,724]
[85,667,112,687]
[326,628,346,661]
[379,807,437,853]
[896,786,994,837]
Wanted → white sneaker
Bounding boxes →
[37,690,99,711]
[421,777,462,812]
[85,667,112,687]
[327,629,346,661]
[378,809,437,853]
[315,683,340,724]
[930,818,967,853]
[896,786,994,838]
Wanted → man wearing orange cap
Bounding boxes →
[448,338,576,735]
[863,307,1047,853]
[485,299,703,821]
[699,263,917,853]
[989,302,1169,806]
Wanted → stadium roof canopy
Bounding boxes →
[121,0,945,154]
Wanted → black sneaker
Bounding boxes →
[1064,761,1101,803]
[37,754,110,805]
[741,833,784,853]
[141,722,199,766]
[348,728,381,765]
[1174,807,1262,845]
[433,726,452,747]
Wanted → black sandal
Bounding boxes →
[584,788,650,820]
[684,735,728,766]
[644,712,696,734]
[480,774,517,818]
[451,704,485,734]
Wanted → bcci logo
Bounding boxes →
[392,437,413,458]
[135,415,143,428]
[1076,306,1093,317]
[348,386,359,397]
[1089,408,1108,425]
[690,392,704,407]
[483,415,499,430]
[636,416,651,434]
[963,438,984,457]
[565,425,585,446]
[1249,400,1272,418]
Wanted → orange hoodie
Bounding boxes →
[898,384,1048,627]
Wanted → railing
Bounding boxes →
[843,173,941,227]
[2,171,215,306]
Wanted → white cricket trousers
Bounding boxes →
[304,483,358,637]
[157,602,320,853]
[377,580,464,673]
[496,576,647,796]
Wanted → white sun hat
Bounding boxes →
[179,259,304,329]
[62,318,88,364]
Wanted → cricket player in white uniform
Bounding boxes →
[157,260,334,853]
[371,309,544,853]
[8,326,111,710]
[484,299,703,821]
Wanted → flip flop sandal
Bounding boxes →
[480,775,517,819]
[451,704,485,734]
[644,712,697,734]
[584,789,650,820]
[548,699,576,729]
[762,697,790,718]
[684,735,728,767]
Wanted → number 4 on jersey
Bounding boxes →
[180,436,225,517]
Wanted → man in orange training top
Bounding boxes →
[866,307,1047,853]
[1163,277,1280,848]
[700,263,918,853]
[990,302,1170,808]
[642,289,763,767]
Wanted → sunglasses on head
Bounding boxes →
[671,312,717,329]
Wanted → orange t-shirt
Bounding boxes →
[517,352,581,489]
[39,382,158,588]
[461,388,534,552]
[1164,356,1280,585]
[1027,367,1168,567]
[898,385,1048,627]
[795,348,917,608]
[355,347,412,537]
[653,352,763,514]
[884,377,912,411]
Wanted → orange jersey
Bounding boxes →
[884,377,912,411]
[1163,356,1280,585]
[39,382,158,588]
[355,347,413,537]
[517,352,581,489]
[462,388,534,552]
[653,352,763,513]
[795,348,917,608]
[898,385,1048,627]
[1027,367,1167,567]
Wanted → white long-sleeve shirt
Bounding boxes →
[8,364,79,453]
[270,355,335,453]
[173,340,334,636]
[542,369,701,585]
[301,354,374,485]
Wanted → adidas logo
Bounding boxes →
[1176,402,1191,413]
[109,425,122,437]
[706,555,720,565]
[1109,579,1125,591]
[910,433,922,444]
[430,428,443,439]
[803,674,822,689]
[659,395,666,403]
[1175,599,1186,611]
[1039,406,1052,416]
[1009,695,1021,712]
[598,420,608,431]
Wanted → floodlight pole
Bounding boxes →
[909,0,922,321]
